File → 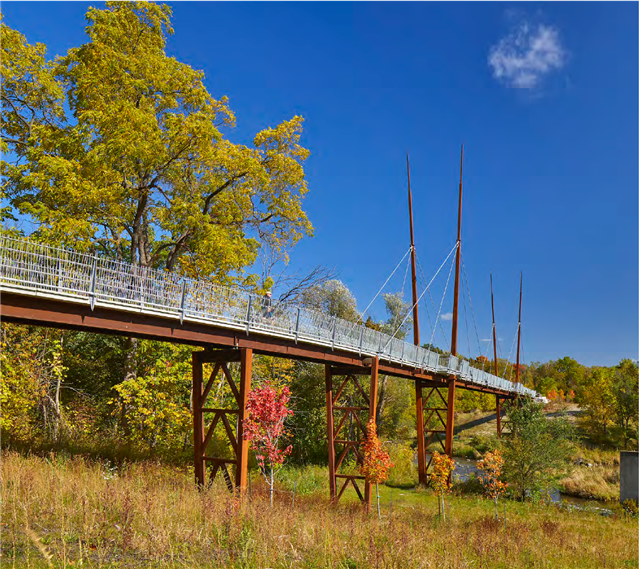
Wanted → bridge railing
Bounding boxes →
[0,235,539,399]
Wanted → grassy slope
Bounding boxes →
[2,451,637,569]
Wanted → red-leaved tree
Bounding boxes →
[243,381,293,505]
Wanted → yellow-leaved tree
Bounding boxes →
[0,2,315,446]
[1,1,312,285]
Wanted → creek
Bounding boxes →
[453,457,614,513]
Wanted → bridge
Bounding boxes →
[0,152,541,507]
[0,232,538,504]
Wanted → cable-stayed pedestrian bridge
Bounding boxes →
[0,235,538,503]
[0,236,534,398]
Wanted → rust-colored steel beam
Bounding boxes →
[193,352,206,487]
[444,379,456,456]
[325,365,337,501]
[407,154,420,347]
[236,348,252,492]
[516,272,522,384]
[0,292,517,398]
[450,145,464,357]
[415,382,427,485]
[491,274,502,437]
[491,274,498,376]
[364,356,379,508]
[496,395,502,439]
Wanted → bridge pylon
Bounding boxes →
[416,378,456,482]
[325,357,379,508]
[192,348,252,493]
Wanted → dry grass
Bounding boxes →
[559,466,620,501]
[1,451,638,568]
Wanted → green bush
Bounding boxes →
[385,442,418,488]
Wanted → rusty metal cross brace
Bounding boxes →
[416,379,456,485]
[193,348,251,493]
[325,358,379,507]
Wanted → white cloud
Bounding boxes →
[489,22,565,89]
[441,312,453,321]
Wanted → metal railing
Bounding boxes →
[0,236,539,398]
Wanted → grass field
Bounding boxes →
[2,451,637,569]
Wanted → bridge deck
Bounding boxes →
[0,236,538,399]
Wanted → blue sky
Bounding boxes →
[2,2,638,367]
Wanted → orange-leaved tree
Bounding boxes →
[430,451,455,521]
[360,419,393,512]
[477,449,508,520]
[360,419,393,484]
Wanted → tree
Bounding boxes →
[360,419,393,485]
[360,419,393,514]
[2,2,312,284]
[110,344,192,456]
[502,400,575,501]
[243,381,293,506]
[1,3,315,424]
[612,359,639,449]
[580,367,616,444]
[301,279,360,321]
[430,451,455,521]
[477,449,508,520]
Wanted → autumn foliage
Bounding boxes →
[477,449,508,519]
[243,381,293,498]
[430,451,455,519]
[359,420,393,485]
[430,451,455,494]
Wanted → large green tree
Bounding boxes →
[2,2,312,285]
[502,400,575,501]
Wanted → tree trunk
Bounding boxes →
[270,465,274,507]
[120,336,139,437]
[375,375,388,429]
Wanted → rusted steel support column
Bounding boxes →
[193,351,206,487]
[235,348,252,493]
[496,395,502,438]
[325,363,374,504]
[415,381,427,486]
[191,349,247,492]
[325,364,337,501]
[364,357,379,508]
[444,379,456,457]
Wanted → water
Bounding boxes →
[453,457,613,514]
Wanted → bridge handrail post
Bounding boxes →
[57,254,64,294]
[89,256,97,311]
[179,279,187,324]
[245,295,253,335]
[139,266,145,309]
[331,317,337,351]
[358,323,365,356]
[294,307,300,344]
